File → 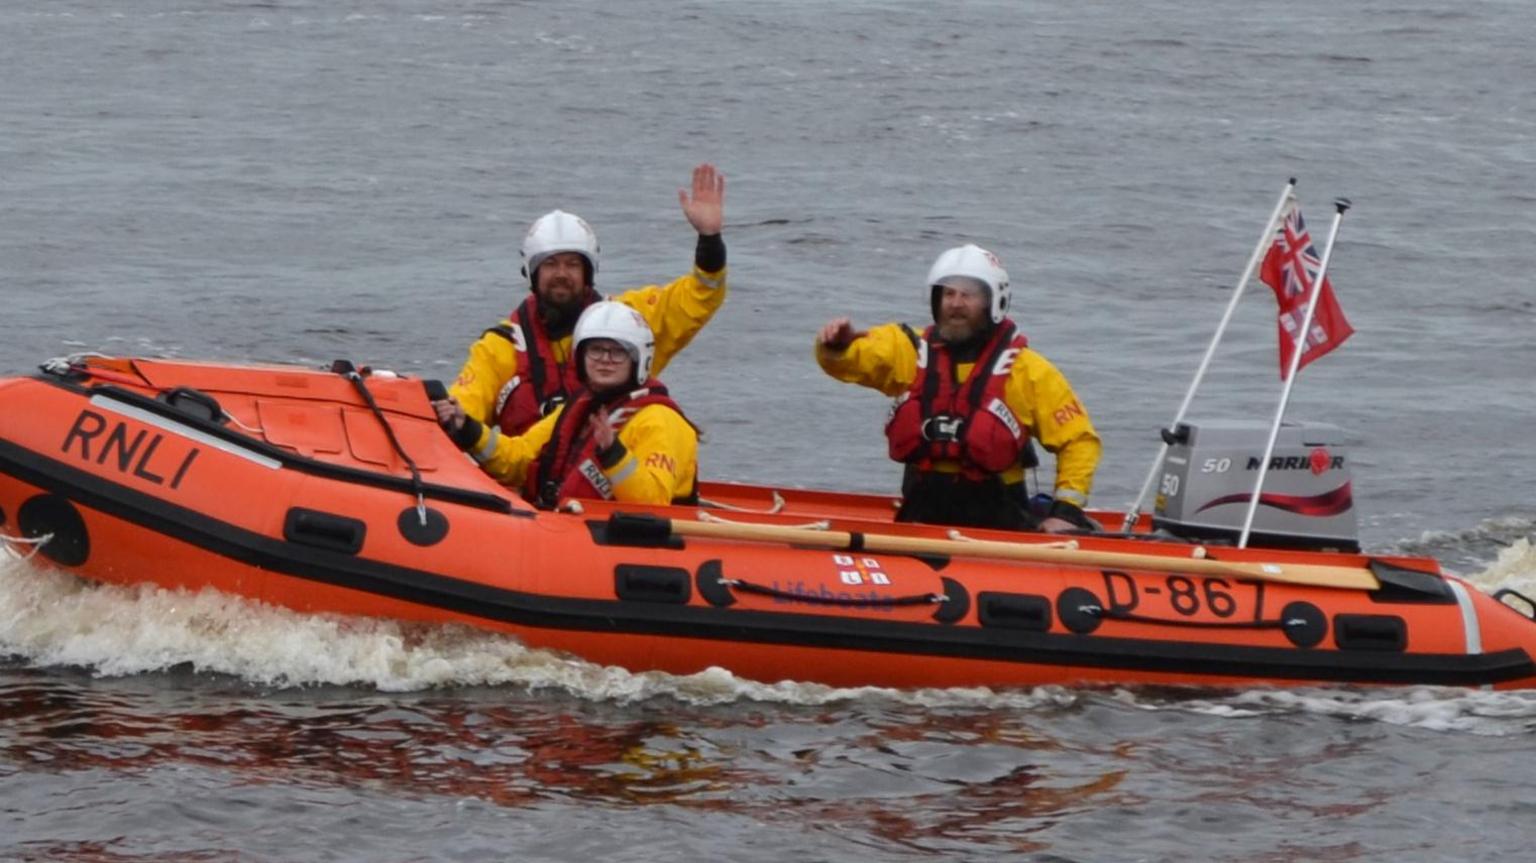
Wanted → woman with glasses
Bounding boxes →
[434,301,699,508]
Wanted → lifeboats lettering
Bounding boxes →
[770,580,897,612]
[1100,570,1266,623]
[60,408,202,491]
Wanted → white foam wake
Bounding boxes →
[4,553,1534,733]
[0,558,1078,709]
[1463,537,1536,596]
[1118,685,1536,737]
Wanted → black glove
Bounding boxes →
[449,417,484,451]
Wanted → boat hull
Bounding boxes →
[4,358,1535,690]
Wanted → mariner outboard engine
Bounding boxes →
[1152,419,1359,552]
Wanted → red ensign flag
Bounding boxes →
[1260,201,1354,378]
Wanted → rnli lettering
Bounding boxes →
[60,409,202,491]
[644,452,676,474]
[1100,570,1266,623]
[1246,455,1345,471]
[1052,400,1085,426]
[577,459,613,499]
[986,397,1022,439]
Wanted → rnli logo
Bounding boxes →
[833,553,889,586]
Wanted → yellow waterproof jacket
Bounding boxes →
[449,265,727,425]
[815,322,1101,506]
[465,401,699,506]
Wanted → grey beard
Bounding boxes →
[937,319,984,344]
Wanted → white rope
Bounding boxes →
[698,511,829,531]
[1,531,53,563]
[698,490,786,515]
[945,528,1078,550]
[222,411,265,435]
[40,351,113,376]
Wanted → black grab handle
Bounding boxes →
[422,379,449,402]
[284,507,367,555]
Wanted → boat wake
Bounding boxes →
[1392,513,1536,579]
[4,545,1536,733]
[1118,683,1536,737]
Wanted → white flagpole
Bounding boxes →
[1238,198,1351,549]
[1123,179,1296,533]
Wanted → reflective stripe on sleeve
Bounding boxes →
[472,427,500,464]
[606,455,638,486]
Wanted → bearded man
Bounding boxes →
[815,244,1100,533]
[449,164,727,435]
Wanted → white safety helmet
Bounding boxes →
[520,209,600,290]
[926,243,1010,325]
[573,301,656,385]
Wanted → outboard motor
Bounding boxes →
[1152,419,1359,552]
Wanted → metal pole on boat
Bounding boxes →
[1237,198,1351,549]
[1123,179,1296,533]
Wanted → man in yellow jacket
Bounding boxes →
[448,163,727,436]
[436,302,697,508]
[815,243,1101,533]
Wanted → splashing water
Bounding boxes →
[1463,537,1536,597]
[0,558,1083,710]
[5,547,1536,734]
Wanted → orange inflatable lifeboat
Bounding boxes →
[4,354,1536,690]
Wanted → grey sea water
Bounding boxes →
[3,1,1535,860]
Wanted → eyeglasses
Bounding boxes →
[584,344,631,362]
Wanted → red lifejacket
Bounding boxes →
[492,293,594,435]
[885,320,1032,480]
[527,381,696,508]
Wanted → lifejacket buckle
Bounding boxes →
[539,395,568,417]
[922,415,964,442]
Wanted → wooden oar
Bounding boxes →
[657,516,1382,591]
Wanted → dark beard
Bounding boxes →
[538,294,586,337]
